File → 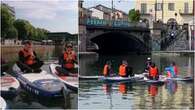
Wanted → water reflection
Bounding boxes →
[165,80,178,95]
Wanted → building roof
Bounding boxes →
[89,4,128,15]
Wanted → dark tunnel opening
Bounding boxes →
[91,31,147,54]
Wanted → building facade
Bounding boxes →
[136,0,194,26]
[89,4,128,21]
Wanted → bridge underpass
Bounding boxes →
[91,31,148,54]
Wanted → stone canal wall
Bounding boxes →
[1,45,55,63]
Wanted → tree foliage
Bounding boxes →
[128,9,140,22]
[1,5,17,39]
[1,4,49,41]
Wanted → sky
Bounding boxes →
[83,0,136,13]
[2,0,78,34]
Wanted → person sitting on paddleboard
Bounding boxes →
[165,62,177,78]
[103,60,113,77]
[119,60,133,77]
[148,63,159,80]
[58,43,77,75]
[145,57,152,72]
[171,62,178,76]
[17,41,43,73]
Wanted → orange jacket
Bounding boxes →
[63,51,76,69]
[119,64,127,76]
[21,49,35,65]
[149,66,158,77]
[103,64,109,76]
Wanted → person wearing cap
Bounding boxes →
[58,43,77,74]
[102,60,113,77]
[118,60,133,77]
[145,57,152,72]
[17,41,43,72]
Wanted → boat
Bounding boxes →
[12,64,66,98]
[0,96,7,110]
[164,76,193,82]
[79,75,104,80]
[141,73,193,82]
[99,75,144,83]
[49,64,78,92]
[0,73,20,98]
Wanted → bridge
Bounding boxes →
[79,18,151,54]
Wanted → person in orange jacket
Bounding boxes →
[58,43,77,75]
[17,41,43,72]
[102,61,112,77]
[119,60,133,77]
[148,63,159,80]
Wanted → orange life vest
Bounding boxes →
[63,51,76,69]
[119,64,127,77]
[149,66,158,77]
[103,64,109,76]
[21,49,35,65]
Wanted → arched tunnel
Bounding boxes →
[91,31,149,54]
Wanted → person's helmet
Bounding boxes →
[147,57,151,60]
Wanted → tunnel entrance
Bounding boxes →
[91,31,147,54]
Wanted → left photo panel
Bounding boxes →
[1,0,78,109]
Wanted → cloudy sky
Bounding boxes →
[2,0,78,34]
[84,0,135,13]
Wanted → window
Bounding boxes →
[155,3,162,11]
[184,2,189,13]
[141,3,147,14]
[168,3,174,11]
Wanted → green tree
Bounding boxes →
[13,19,32,40]
[128,9,140,22]
[1,4,17,39]
[7,26,18,39]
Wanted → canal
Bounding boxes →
[79,53,194,109]
[1,45,78,109]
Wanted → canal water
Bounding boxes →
[2,46,78,109]
[79,53,194,109]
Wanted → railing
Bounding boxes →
[80,18,147,28]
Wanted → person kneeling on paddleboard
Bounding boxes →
[58,43,77,75]
[171,62,178,76]
[148,63,159,80]
[17,41,43,73]
[119,60,133,77]
[165,62,177,78]
[103,60,113,77]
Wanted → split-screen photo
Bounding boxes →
[1,0,194,109]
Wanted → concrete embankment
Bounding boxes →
[1,45,55,66]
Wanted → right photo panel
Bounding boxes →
[79,0,194,109]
